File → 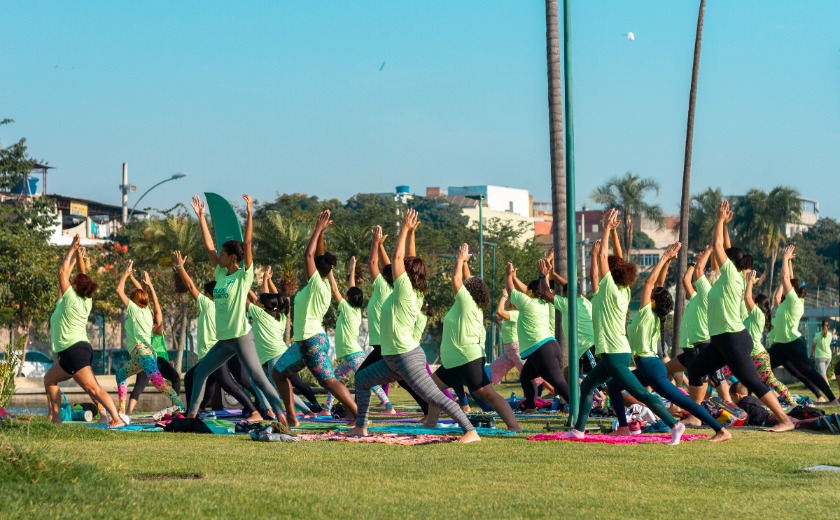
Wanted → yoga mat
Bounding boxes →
[527,433,708,444]
[85,424,163,432]
[368,425,517,437]
[298,432,455,446]
[205,192,243,249]
[292,423,342,431]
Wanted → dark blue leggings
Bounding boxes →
[608,356,722,431]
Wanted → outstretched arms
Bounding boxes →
[191,195,220,266]
[172,251,200,301]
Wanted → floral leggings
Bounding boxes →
[275,333,336,383]
[488,342,544,386]
[753,351,796,406]
[325,352,391,411]
[116,344,184,414]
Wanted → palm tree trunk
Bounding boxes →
[546,0,568,366]
[173,294,187,372]
[768,248,777,307]
[673,0,706,357]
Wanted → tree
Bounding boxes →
[673,0,706,356]
[590,171,663,253]
[632,230,655,249]
[687,187,723,248]
[791,217,840,296]
[0,119,38,193]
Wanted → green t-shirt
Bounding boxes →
[439,285,486,368]
[591,272,632,355]
[213,264,254,341]
[334,299,363,359]
[125,300,153,349]
[366,274,393,346]
[380,273,422,356]
[767,323,777,347]
[814,331,833,360]
[509,290,554,356]
[150,333,169,362]
[248,305,287,364]
[743,305,766,358]
[687,277,712,344]
[413,313,428,344]
[195,294,217,361]
[553,295,595,356]
[774,289,804,343]
[293,272,331,342]
[49,288,92,354]
[679,293,695,349]
[707,259,746,336]
[501,310,519,345]
[628,304,659,358]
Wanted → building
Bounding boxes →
[786,198,819,237]
[446,185,531,218]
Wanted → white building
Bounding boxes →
[447,185,531,218]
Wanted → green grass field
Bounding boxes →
[3,383,840,519]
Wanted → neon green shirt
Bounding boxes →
[248,305,287,364]
[553,295,595,356]
[688,277,712,343]
[334,299,363,359]
[293,272,331,342]
[814,331,833,360]
[680,293,696,349]
[366,274,393,346]
[125,300,153,349]
[743,306,766,358]
[413,313,428,344]
[509,290,554,356]
[213,264,254,340]
[49,288,92,354]
[150,333,169,362]
[195,294,217,361]
[767,322,777,347]
[381,273,422,356]
[501,310,519,345]
[628,304,659,358]
[774,289,804,343]
[591,272,632,355]
[439,285,486,368]
[707,259,746,335]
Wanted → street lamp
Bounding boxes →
[127,172,188,222]
[465,194,485,279]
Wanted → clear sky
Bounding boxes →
[2,1,839,219]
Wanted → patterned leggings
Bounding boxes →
[753,351,796,406]
[117,344,184,414]
[325,352,391,411]
[489,342,544,386]
[275,333,336,383]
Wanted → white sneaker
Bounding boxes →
[118,413,131,426]
[153,406,183,421]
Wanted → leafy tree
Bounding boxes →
[0,119,39,193]
[687,187,723,249]
[632,230,655,249]
[590,171,663,254]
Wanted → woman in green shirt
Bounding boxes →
[564,210,684,444]
[811,320,834,384]
[488,290,524,384]
[115,264,183,416]
[766,247,838,404]
[685,200,795,432]
[185,195,288,424]
[348,209,479,443]
[427,244,520,431]
[44,236,125,427]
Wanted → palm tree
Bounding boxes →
[687,187,723,247]
[590,171,663,253]
[673,0,706,355]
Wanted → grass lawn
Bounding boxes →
[3,383,840,519]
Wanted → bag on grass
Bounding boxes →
[789,404,825,420]
[163,417,212,434]
[59,393,73,422]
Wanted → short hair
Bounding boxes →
[822,319,831,328]
[404,256,427,294]
[608,255,638,287]
[129,288,149,308]
[221,240,245,262]
[463,277,490,310]
[203,280,217,296]
[73,273,98,298]
[314,252,338,277]
[346,287,364,309]
[725,247,753,271]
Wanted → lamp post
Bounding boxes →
[485,241,498,362]
[465,194,485,279]
[127,172,188,222]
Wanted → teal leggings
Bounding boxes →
[575,352,677,431]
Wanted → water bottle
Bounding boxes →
[71,410,93,422]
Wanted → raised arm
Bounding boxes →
[348,256,357,289]
[306,210,332,278]
[780,245,795,295]
[773,276,785,307]
[723,213,733,249]
[243,194,254,270]
[75,245,88,275]
[694,245,712,282]
[610,224,623,260]
[392,209,418,279]
[711,200,732,268]
[505,262,528,294]
[142,271,163,328]
[407,219,418,258]
[598,208,619,279]
[642,243,680,308]
[379,240,391,266]
[744,270,757,311]
[128,272,143,291]
[172,251,200,301]
[682,262,696,298]
[452,244,471,293]
[116,260,133,307]
[327,270,343,303]
[368,226,383,279]
[546,249,568,286]
[656,248,674,287]
[262,265,272,294]
[590,239,601,292]
[496,289,511,320]
[248,289,260,306]
[538,258,554,302]
[58,234,81,295]
[191,195,220,266]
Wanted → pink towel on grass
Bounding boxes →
[298,432,456,445]
[528,433,708,444]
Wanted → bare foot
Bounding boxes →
[561,429,584,439]
[302,412,317,419]
[98,414,110,425]
[824,400,840,407]
[767,420,795,433]
[709,428,732,442]
[817,396,828,403]
[521,408,537,414]
[460,405,471,413]
[667,423,686,445]
[459,430,481,444]
[317,409,332,417]
[680,416,702,427]
[422,418,438,429]
[50,417,63,425]
[108,418,127,429]
[344,426,367,437]
[244,411,264,424]
[286,413,300,428]
[383,407,398,415]
[608,426,630,436]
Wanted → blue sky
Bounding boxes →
[2,1,839,219]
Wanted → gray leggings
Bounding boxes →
[815,358,831,377]
[187,330,285,418]
[354,346,475,433]
[250,355,313,414]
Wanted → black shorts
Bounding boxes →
[578,346,597,374]
[57,342,93,375]
[435,357,491,392]
[678,342,723,386]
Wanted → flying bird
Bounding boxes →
[379,62,386,72]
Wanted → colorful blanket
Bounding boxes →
[367,425,517,436]
[298,432,455,445]
[528,432,708,444]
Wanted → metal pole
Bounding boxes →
[121,163,128,224]
[478,195,484,280]
[563,0,579,425]
[128,175,186,222]
[485,242,498,362]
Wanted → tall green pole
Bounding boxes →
[563,0,579,425]
[478,195,484,280]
